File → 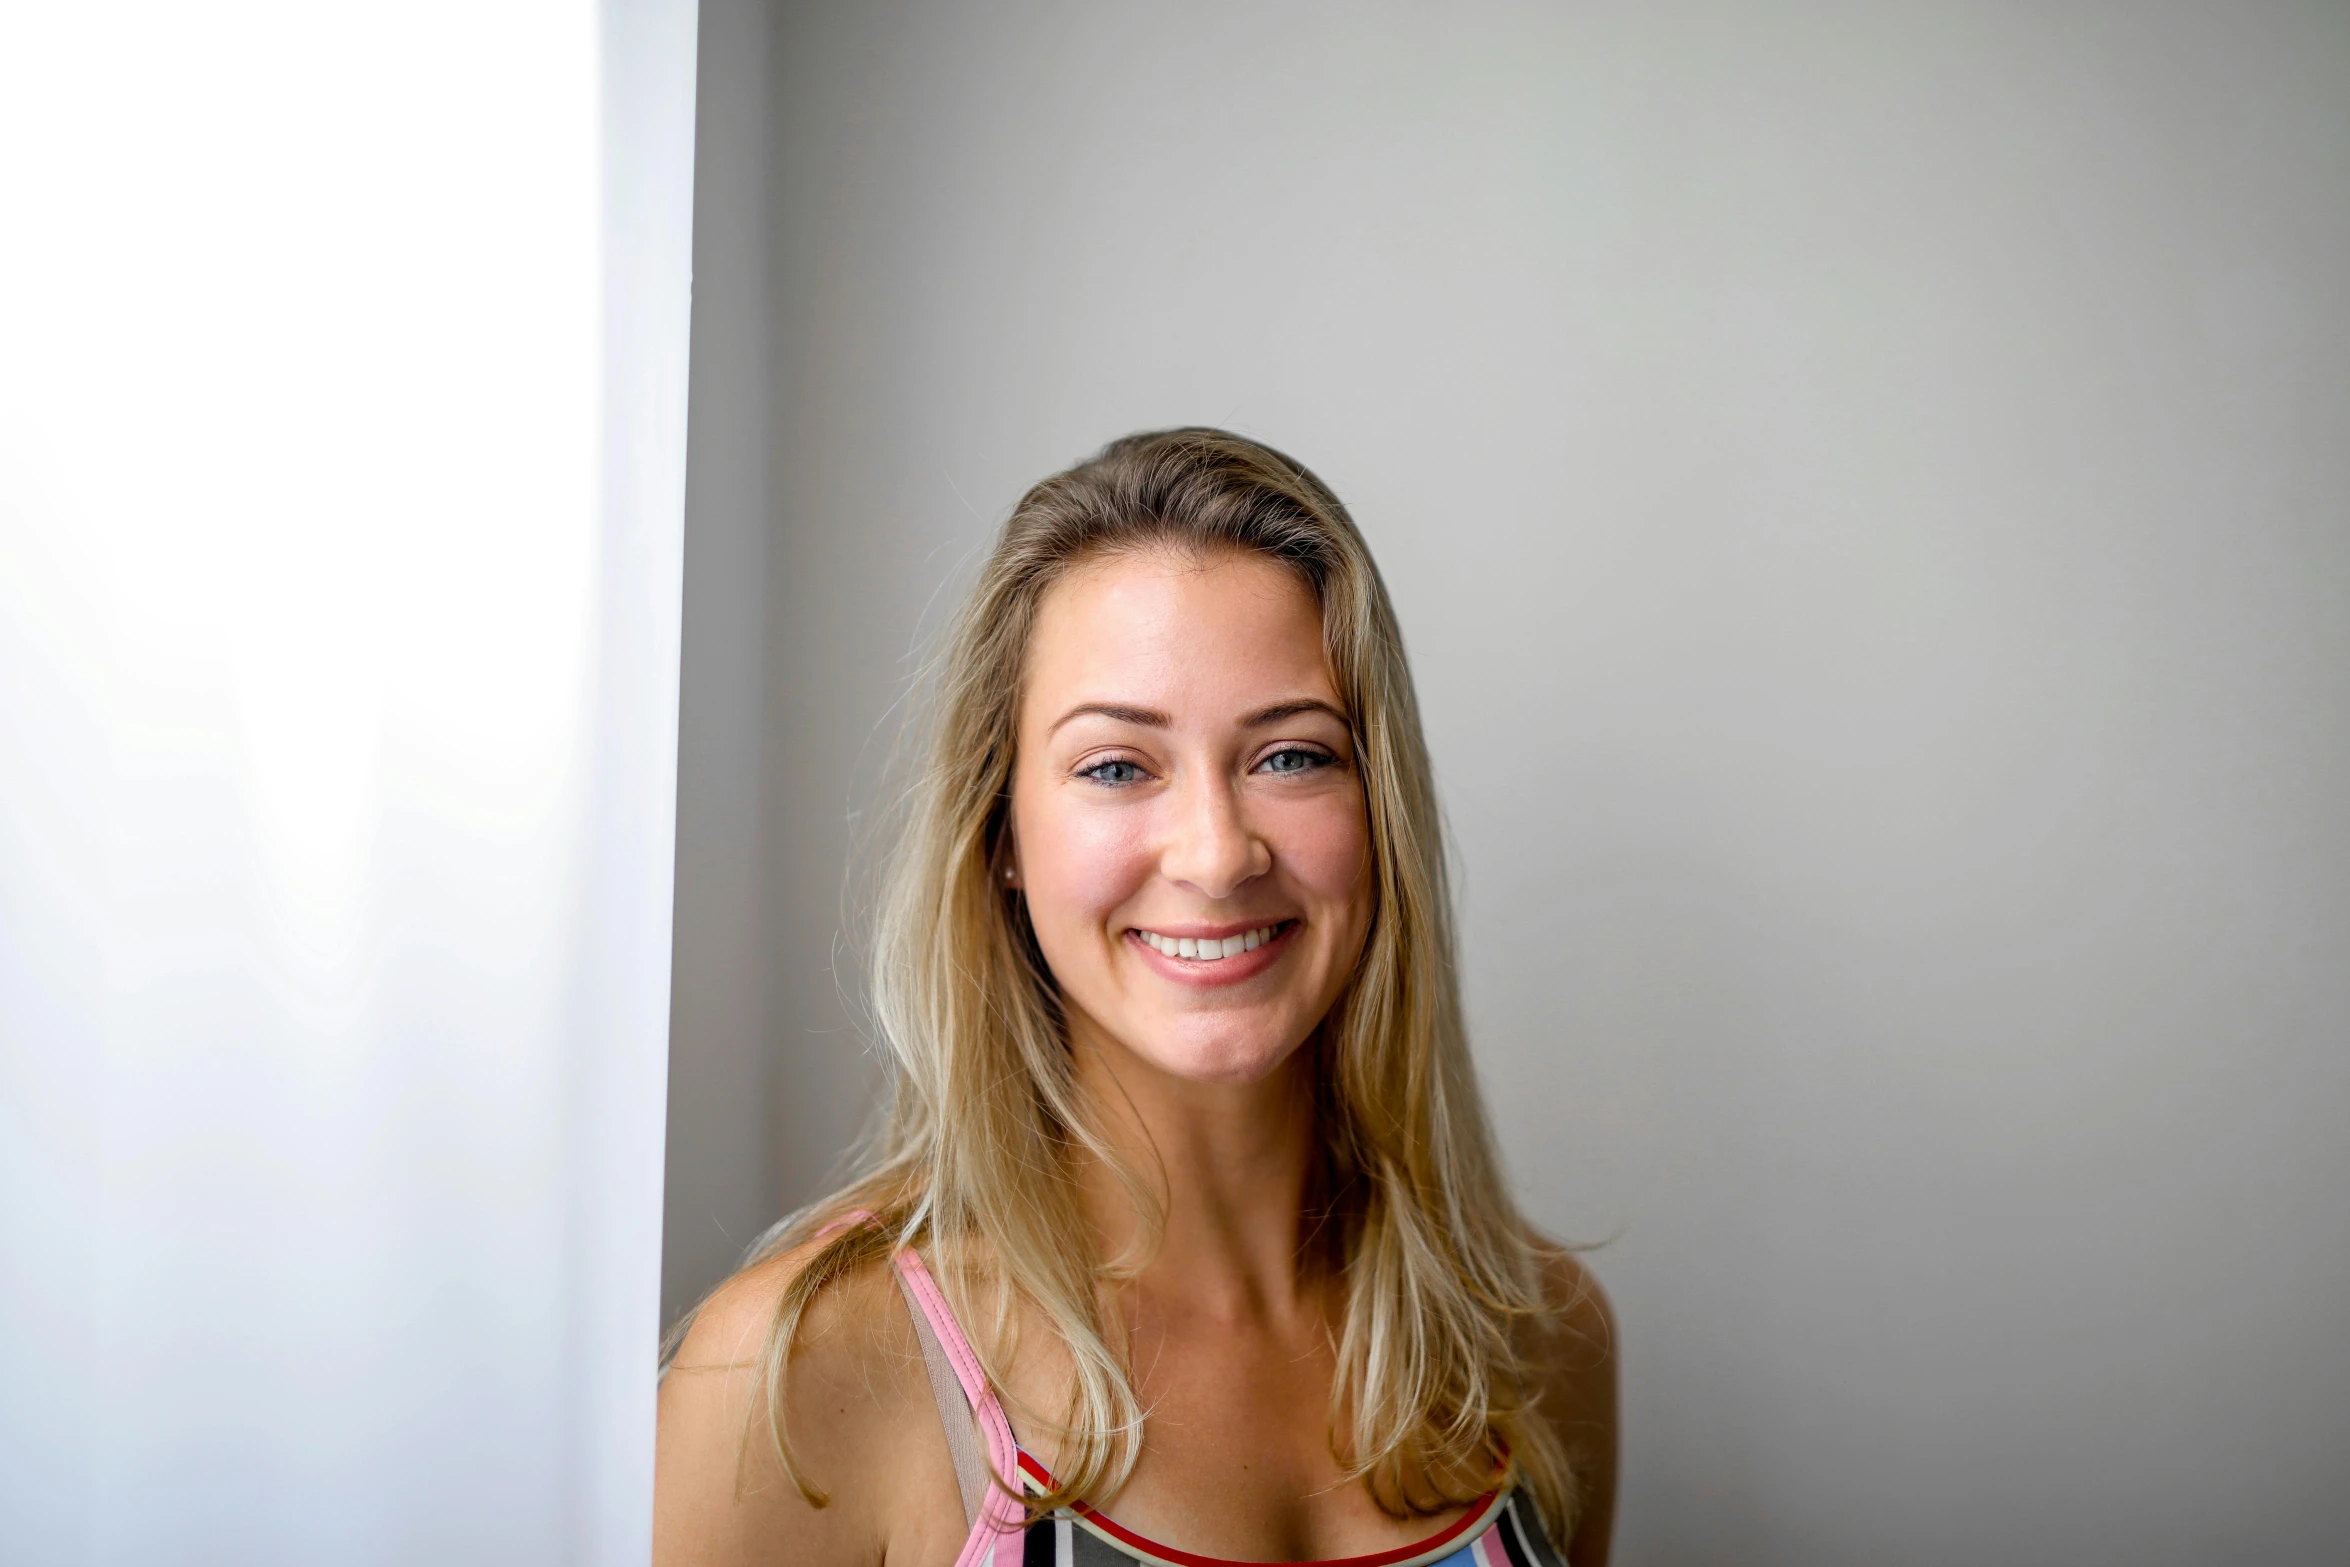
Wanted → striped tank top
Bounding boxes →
[890,1248,1569,1567]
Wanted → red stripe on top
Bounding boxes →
[1013,1450,1504,1567]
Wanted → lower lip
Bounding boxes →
[1126,922,1299,988]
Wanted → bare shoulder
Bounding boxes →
[668,1237,920,1383]
[1526,1242,1619,1567]
[654,1240,946,1567]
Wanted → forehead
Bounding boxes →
[1022,547,1335,717]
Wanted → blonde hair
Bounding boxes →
[683,428,1578,1538]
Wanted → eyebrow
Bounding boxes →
[1049,702,1169,734]
[1047,697,1348,736]
[1242,698,1348,728]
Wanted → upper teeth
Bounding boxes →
[1137,924,1282,961]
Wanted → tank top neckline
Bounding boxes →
[1011,1444,1512,1567]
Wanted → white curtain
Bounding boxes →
[0,3,698,1560]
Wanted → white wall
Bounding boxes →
[1,3,697,1559]
[665,4,2350,1561]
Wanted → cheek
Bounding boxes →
[1271,792,1373,915]
[1016,789,1156,932]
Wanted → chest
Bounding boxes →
[1005,1318,1476,1564]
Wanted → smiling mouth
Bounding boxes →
[1129,921,1294,962]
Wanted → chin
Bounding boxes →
[1133,1020,1306,1086]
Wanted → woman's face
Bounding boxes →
[1006,546,1373,1088]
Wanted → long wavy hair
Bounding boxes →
[674,427,1578,1540]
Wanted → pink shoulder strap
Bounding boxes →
[890,1247,1029,1564]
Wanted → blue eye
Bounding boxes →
[1082,758,1143,785]
[1258,747,1331,775]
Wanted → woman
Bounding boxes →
[656,429,1617,1566]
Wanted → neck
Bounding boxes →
[1067,1016,1326,1324]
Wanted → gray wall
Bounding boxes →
[665,4,2350,1561]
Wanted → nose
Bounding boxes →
[1160,770,1271,901]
